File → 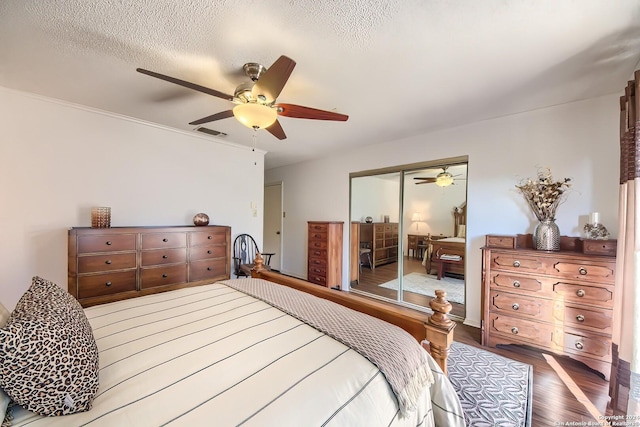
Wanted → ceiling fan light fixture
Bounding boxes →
[233,103,277,129]
[435,172,454,187]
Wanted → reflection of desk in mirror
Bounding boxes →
[360,222,398,268]
[407,234,429,258]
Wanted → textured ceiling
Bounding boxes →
[2,1,640,169]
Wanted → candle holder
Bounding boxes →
[91,207,111,228]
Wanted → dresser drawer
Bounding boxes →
[308,257,327,268]
[190,259,227,282]
[553,330,611,360]
[489,290,553,319]
[141,232,186,249]
[77,271,137,299]
[581,239,617,256]
[308,265,327,277]
[190,245,227,261]
[309,240,328,250]
[140,264,187,289]
[308,273,327,286]
[308,230,328,242]
[485,235,516,248]
[487,313,553,347]
[552,261,615,283]
[141,248,187,266]
[552,282,614,308]
[78,253,136,273]
[553,303,613,335]
[189,230,227,247]
[491,253,545,274]
[489,272,548,295]
[308,248,327,259]
[77,234,136,253]
[308,223,328,233]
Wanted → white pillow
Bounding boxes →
[456,225,466,238]
[0,303,9,327]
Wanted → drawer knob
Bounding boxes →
[106,241,112,246]
[511,327,519,335]
[208,235,212,239]
[513,260,521,267]
[576,314,585,322]
[578,267,587,275]
[105,281,112,287]
[576,289,585,297]
[162,255,168,259]
[513,280,521,288]
[207,250,212,254]
[207,267,212,271]
[162,273,168,278]
[163,238,169,242]
[512,303,519,310]
[105,260,112,265]
[575,341,584,350]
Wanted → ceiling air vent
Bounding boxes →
[195,127,227,137]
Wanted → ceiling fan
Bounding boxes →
[413,167,464,187]
[136,55,348,140]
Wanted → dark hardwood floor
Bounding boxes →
[350,256,612,424]
[351,255,465,317]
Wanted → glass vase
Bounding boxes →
[534,218,560,251]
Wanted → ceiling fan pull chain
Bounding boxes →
[252,128,258,151]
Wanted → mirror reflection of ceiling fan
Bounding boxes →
[136,55,348,140]
[413,166,465,187]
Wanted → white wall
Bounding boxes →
[0,88,265,309]
[265,94,620,327]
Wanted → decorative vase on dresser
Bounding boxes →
[68,225,231,307]
[482,234,617,379]
[307,221,343,288]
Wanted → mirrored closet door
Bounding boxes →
[349,158,468,318]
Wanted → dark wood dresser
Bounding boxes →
[360,222,398,268]
[68,225,231,307]
[482,234,617,378]
[307,221,343,288]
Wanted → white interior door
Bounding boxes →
[263,183,282,271]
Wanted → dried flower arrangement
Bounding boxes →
[584,223,610,240]
[516,167,571,221]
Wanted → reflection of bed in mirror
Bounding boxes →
[422,204,466,279]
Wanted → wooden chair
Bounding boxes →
[232,234,275,278]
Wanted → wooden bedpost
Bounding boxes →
[250,252,266,276]
[424,290,456,374]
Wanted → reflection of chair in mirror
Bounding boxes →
[233,234,275,278]
[359,242,372,272]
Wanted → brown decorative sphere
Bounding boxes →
[193,213,210,226]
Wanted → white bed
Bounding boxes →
[4,278,464,427]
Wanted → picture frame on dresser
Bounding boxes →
[481,234,616,379]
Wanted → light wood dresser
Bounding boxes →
[307,221,343,288]
[68,225,231,307]
[482,234,617,379]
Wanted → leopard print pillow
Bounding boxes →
[0,277,99,416]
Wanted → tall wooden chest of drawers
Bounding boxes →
[482,234,617,378]
[68,225,231,307]
[307,221,343,288]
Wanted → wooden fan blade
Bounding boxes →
[251,56,296,103]
[266,120,287,140]
[414,178,436,184]
[189,110,234,126]
[276,103,349,121]
[137,68,234,101]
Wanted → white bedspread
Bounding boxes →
[9,282,464,427]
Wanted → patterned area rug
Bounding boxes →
[378,272,465,304]
[448,342,533,427]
